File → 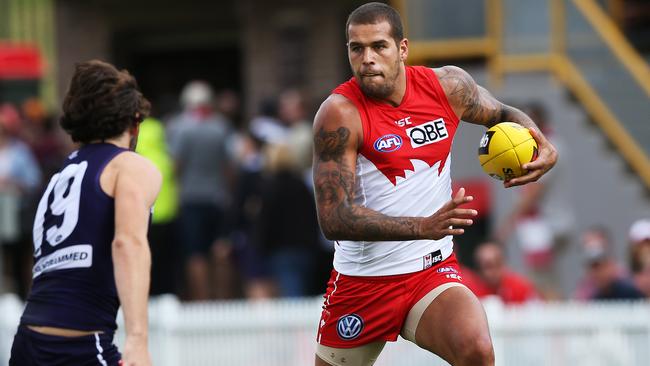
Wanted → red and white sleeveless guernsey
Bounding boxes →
[332,65,460,276]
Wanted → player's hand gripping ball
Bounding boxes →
[478,122,538,181]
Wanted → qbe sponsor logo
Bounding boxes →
[337,314,364,340]
[406,118,448,148]
[374,134,403,153]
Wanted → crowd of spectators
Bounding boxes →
[1,85,649,305]
[136,81,331,300]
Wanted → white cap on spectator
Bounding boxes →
[180,81,214,110]
[629,219,650,243]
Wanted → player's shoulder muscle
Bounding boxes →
[432,65,479,118]
[313,93,363,149]
[432,65,475,87]
[111,151,162,205]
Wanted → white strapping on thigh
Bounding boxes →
[401,282,469,343]
[315,342,386,366]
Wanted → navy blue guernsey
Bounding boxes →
[21,143,128,333]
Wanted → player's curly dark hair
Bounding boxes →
[60,60,150,144]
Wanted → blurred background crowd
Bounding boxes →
[0,83,334,301]
[2,79,650,305]
[1,0,650,306]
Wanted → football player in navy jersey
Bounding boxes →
[9,60,161,366]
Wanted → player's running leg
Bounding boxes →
[404,285,494,366]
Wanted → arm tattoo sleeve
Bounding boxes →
[439,67,540,133]
[313,127,422,241]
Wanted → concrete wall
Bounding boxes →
[55,0,111,101]
[240,0,364,118]
[54,0,367,118]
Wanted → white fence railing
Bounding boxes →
[1,294,650,366]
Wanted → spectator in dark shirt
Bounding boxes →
[255,144,320,297]
[628,219,650,297]
[578,226,645,301]
[589,256,645,300]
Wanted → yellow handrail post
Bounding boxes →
[487,0,503,88]
[573,0,650,98]
[550,0,565,57]
[550,0,566,82]
[391,0,494,66]
[41,0,58,110]
[393,0,408,40]
[607,0,625,28]
[555,56,650,189]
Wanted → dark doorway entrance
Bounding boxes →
[114,41,242,119]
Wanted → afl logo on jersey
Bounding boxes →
[374,134,403,153]
[406,118,449,148]
[337,314,364,340]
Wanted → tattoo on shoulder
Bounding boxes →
[441,68,478,109]
[438,67,504,125]
[315,127,350,162]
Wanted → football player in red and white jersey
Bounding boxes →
[313,3,557,366]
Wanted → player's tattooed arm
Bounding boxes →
[435,65,558,187]
[313,95,475,241]
[435,66,537,131]
[314,126,419,240]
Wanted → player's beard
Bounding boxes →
[357,58,401,100]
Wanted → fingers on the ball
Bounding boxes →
[528,128,542,142]
[506,172,540,187]
[524,170,543,182]
[523,158,546,170]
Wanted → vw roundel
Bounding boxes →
[337,314,364,340]
[374,134,403,153]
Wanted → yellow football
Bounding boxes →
[477,122,538,181]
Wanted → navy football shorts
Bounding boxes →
[9,324,121,366]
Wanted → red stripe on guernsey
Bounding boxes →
[333,66,459,185]
[325,272,341,307]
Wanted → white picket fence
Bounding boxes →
[1,294,650,366]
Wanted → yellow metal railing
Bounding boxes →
[393,0,499,63]
[551,0,650,189]
[573,0,650,98]
[395,0,650,189]
[553,56,650,187]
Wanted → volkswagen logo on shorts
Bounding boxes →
[374,134,402,153]
[337,314,364,340]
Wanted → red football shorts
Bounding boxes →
[316,253,464,348]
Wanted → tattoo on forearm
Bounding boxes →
[498,105,539,132]
[313,127,421,241]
